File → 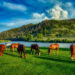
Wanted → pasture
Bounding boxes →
[0,47,75,75]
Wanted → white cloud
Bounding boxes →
[0,12,49,27]
[70,9,75,18]
[33,13,44,18]
[2,2,26,11]
[0,18,47,27]
[33,13,49,20]
[47,5,68,20]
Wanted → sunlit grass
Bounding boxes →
[0,47,75,75]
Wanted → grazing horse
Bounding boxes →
[31,44,40,56]
[70,45,75,60]
[0,44,5,56]
[11,43,20,51]
[17,44,26,58]
[48,44,59,55]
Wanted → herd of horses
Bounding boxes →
[0,43,75,60]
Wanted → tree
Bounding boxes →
[37,33,43,39]
[27,34,34,41]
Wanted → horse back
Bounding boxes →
[49,44,59,49]
[31,44,39,50]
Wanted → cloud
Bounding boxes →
[33,13,44,18]
[64,2,75,19]
[0,18,48,27]
[47,5,68,20]
[69,8,75,18]
[33,13,49,20]
[38,0,62,5]
[2,2,26,11]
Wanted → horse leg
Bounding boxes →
[35,50,37,55]
[30,48,32,54]
[20,51,22,58]
[5,47,7,52]
[71,54,74,60]
[24,52,26,59]
[23,48,26,59]
[38,50,40,56]
[13,48,14,52]
[71,52,74,60]
[11,47,14,52]
[53,49,55,55]
[57,48,59,54]
[21,51,22,58]
[2,51,4,56]
[48,48,51,55]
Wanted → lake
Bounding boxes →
[0,41,75,48]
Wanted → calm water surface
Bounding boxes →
[0,41,75,48]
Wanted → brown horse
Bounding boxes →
[11,43,20,51]
[0,44,5,56]
[48,44,59,55]
[31,44,40,56]
[70,45,75,60]
[17,44,26,58]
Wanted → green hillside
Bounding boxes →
[0,19,75,42]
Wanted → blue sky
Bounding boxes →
[0,0,75,32]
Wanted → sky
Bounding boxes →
[0,0,75,32]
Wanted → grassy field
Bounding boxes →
[0,47,75,75]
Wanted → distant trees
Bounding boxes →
[26,34,34,41]
[37,33,43,39]
[0,19,75,42]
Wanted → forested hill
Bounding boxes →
[0,19,75,42]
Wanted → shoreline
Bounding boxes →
[0,40,75,43]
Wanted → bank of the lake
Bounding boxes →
[8,37,75,43]
[0,40,11,43]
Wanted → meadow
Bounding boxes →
[0,47,75,75]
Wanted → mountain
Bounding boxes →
[0,19,75,42]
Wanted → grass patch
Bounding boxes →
[0,47,75,75]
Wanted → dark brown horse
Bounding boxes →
[17,44,26,58]
[0,44,5,56]
[11,43,20,51]
[70,45,75,60]
[31,44,40,56]
[48,44,59,55]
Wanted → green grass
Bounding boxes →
[0,47,75,75]
[0,40,11,43]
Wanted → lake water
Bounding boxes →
[0,41,75,48]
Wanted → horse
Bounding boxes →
[17,44,26,58]
[70,44,75,60]
[0,44,6,56]
[31,44,40,56]
[11,43,20,52]
[48,44,59,55]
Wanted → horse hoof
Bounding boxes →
[71,57,74,60]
